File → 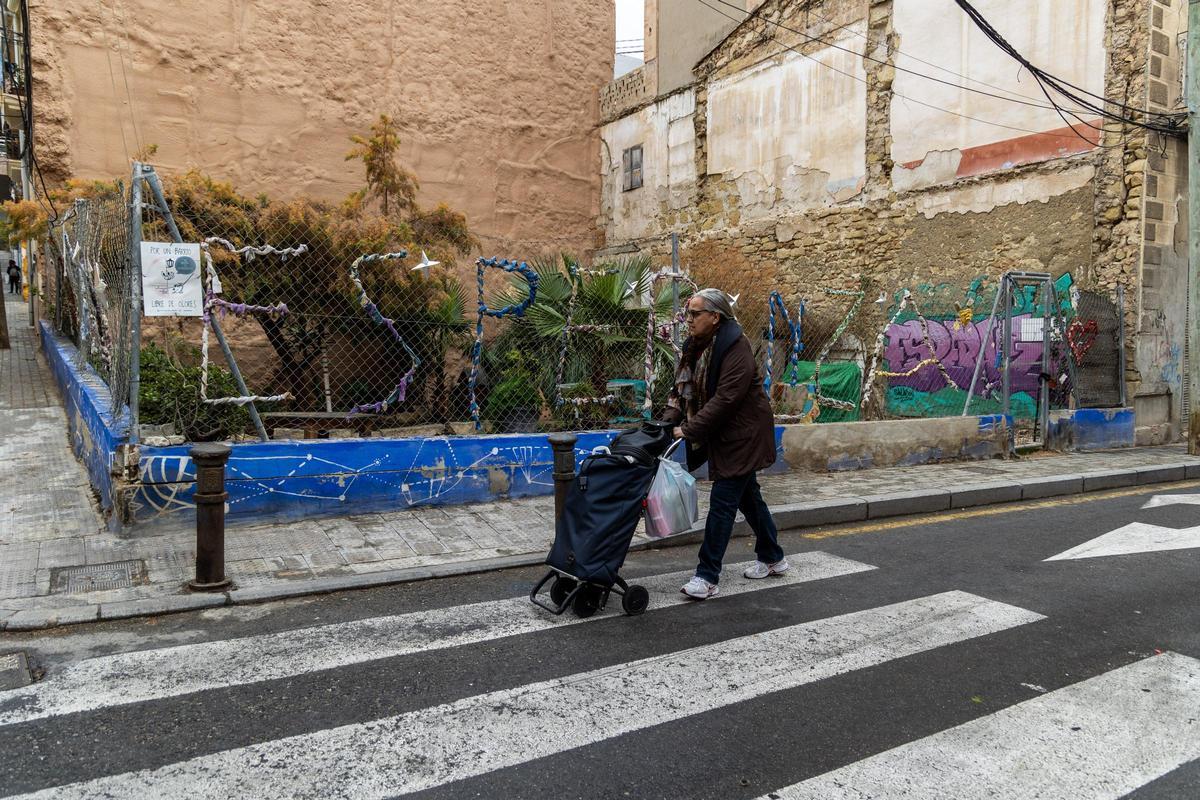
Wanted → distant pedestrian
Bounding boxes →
[6,259,19,294]
[666,288,787,600]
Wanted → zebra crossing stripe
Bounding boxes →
[0,552,874,727]
[759,652,1200,799]
[6,591,1044,800]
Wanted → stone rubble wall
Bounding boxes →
[598,0,1174,432]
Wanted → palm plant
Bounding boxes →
[486,254,688,425]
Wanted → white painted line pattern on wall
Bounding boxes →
[759,652,1200,800]
[0,552,874,726]
[6,591,1044,800]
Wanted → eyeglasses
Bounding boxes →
[684,309,713,321]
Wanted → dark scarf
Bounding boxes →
[676,320,743,470]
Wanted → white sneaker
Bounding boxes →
[743,558,790,580]
[680,576,719,599]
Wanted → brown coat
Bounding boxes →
[680,321,776,480]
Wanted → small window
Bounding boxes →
[622,144,643,191]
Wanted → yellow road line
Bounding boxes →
[798,479,1200,541]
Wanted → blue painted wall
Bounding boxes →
[39,323,129,513]
[1045,408,1135,452]
[134,432,619,523]
[1072,408,1135,451]
[134,428,790,525]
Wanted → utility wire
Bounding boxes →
[703,0,1181,135]
[777,0,1100,110]
[691,0,1109,145]
[952,0,1182,138]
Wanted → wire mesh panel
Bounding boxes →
[44,189,135,418]
[38,167,1125,443]
[1071,289,1123,409]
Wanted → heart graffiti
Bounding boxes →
[1067,318,1098,364]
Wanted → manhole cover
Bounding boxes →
[50,560,148,594]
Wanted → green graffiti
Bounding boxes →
[886,385,1039,420]
[890,272,1075,325]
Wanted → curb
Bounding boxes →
[4,459,1199,631]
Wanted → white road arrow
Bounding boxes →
[1045,521,1200,561]
[1141,493,1200,509]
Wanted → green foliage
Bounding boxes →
[483,349,543,424]
[138,343,254,441]
[485,253,682,419]
[153,143,475,414]
[345,114,419,218]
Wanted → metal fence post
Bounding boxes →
[143,166,270,442]
[671,233,681,359]
[1039,279,1051,444]
[128,162,144,446]
[548,432,578,525]
[1116,283,1128,408]
[188,442,232,591]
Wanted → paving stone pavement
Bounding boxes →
[4,297,1200,630]
[1,298,107,615]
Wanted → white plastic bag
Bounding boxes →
[644,451,699,539]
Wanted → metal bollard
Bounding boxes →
[187,442,233,591]
[547,432,578,525]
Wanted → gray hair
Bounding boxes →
[694,287,736,320]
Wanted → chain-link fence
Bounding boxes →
[753,275,1124,431]
[43,189,136,419]
[38,166,1127,444]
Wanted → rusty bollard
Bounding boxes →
[548,432,578,526]
[188,442,233,591]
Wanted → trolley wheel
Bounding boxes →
[572,584,604,619]
[621,584,650,616]
[550,576,577,608]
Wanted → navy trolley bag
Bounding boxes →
[530,420,677,618]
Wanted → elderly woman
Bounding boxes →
[666,288,788,600]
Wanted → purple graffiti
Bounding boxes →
[884,314,1048,395]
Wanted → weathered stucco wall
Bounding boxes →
[30,0,612,255]
[705,26,867,216]
[891,0,1108,187]
[600,89,696,243]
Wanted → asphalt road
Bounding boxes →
[1,481,1198,799]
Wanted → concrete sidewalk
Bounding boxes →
[2,429,1198,629]
[4,294,1200,630]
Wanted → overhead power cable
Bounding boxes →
[690,0,1112,144]
[702,0,1182,138]
[952,0,1183,140]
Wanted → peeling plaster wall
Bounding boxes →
[597,0,1168,436]
[891,0,1108,185]
[705,26,867,217]
[31,0,612,255]
[600,90,696,243]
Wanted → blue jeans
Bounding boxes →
[696,472,784,584]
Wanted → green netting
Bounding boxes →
[779,360,862,422]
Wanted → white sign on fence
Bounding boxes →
[140,241,203,317]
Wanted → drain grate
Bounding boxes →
[50,560,148,594]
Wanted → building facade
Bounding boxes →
[29,0,614,255]
[597,0,1187,440]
